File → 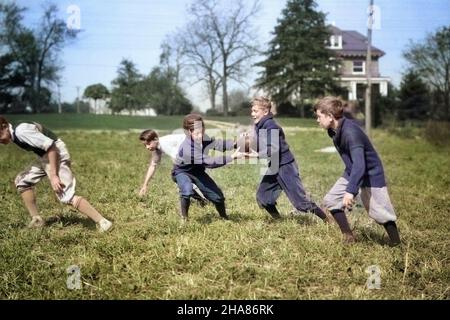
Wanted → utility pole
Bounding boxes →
[76,86,80,113]
[365,0,374,137]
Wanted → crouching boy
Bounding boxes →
[0,116,112,232]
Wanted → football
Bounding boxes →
[236,133,253,153]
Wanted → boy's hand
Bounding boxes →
[50,175,65,195]
[245,149,259,158]
[231,147,245,159]
[139,186,148,197]
[343,192,355,210]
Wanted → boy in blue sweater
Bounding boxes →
[172,114,243,221]
[249,96,328,222]
[314,96,400,245]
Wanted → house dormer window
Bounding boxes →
[329,35,342,49]
[353,61,365,74]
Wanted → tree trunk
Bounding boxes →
[300,105,305,118]
[222,62,228,116]
[445,89,449,121]
[209,79,216,110]
[298,85,305,118]
[446,67,450,121]
[210,91,216,111]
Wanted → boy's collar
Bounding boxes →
[328,118,345,139]
[256,113,274,128]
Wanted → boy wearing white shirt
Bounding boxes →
[138,130,207,205]
[0,116,112,232]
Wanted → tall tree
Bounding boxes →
[139,67,193,115]
[83,83,109,114]
[255,0,340,116]
[404,26,450,120]
[178,0,260,116]
[397,70,430,120]
[160,35,185,86]
[171,21,222,111]
[0,2,77,113]
[109,59,142,114]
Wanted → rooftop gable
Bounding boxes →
[330,26,385,57]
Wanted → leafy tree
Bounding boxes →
[0,2,77,113]
[255,0,340,116]
[139,67,192,115]
[84,83,109,114]
[109,59,143,114]
[397,70,430,120]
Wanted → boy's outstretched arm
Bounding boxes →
[195,147,244,169]
[47,143,65,195]
[139,161,158,196]
[209,138,235,152]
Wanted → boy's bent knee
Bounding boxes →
[322,195,342,211]
[209,195,225,204]
[16,185,33,194]
[15,176,33,193]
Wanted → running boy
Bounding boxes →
[314,96,400,245]
[172,114,243,221]
[249,96,329,222]
[0,116,112,232]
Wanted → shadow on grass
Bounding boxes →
[45,214,97,230]
[356,225,391,246]
[288,212,323,226]
[193,212,256,224]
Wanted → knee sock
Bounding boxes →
[264,204,281,219]
[180,197,190,219]
[383,221,401,246]
[311,206,327,220]
[214,202,229,219]
[330,209,353,234]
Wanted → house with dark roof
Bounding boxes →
[329,26,389,101]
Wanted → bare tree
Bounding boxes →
[176,0,260,115]
[160,34,185,86]
[175,18,223,111]
[404,26,450,120]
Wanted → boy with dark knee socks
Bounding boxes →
[172,114,242,221]
[314,97,401,246]
[249,97,328,222]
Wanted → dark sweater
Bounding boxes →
[254,113,295,166]
[172,135,234,176]
[328,117,386,195]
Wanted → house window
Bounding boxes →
[329,35,342,49]
[353,61,365,74]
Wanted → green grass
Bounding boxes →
[0,115,449,299]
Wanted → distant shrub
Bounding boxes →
[385,121,421,139]
[205,108,222,116]
[423,120,450,146]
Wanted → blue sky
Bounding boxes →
[15,0,450,110]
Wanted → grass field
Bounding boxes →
[0,114,449,299]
